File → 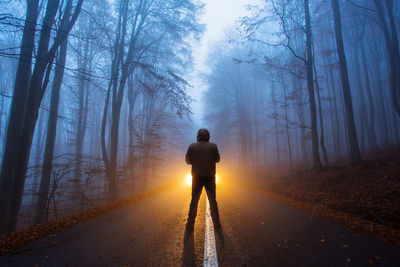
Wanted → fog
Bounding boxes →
[0,0,399,233]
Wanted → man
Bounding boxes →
[185,128,221,229]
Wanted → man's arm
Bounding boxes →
[215,144,220,163]
[185,145,192,164]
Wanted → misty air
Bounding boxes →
[0,0,399,266]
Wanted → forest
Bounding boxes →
[0,0,399,235]
[204,0,400,172]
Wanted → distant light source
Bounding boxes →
[185,172,220,186]
[186,173,192,186]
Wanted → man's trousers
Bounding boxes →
[187,176,221,226]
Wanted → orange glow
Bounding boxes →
[185,173,220,186]
[186,173,192,186]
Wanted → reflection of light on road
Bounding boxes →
[186,173,192,186]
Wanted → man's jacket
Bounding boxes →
[185,129,220,177]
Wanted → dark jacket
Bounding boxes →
[185,129,220,177]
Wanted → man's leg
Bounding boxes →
[187,177,203,225]
[204,177,221,228]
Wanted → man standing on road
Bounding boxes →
[185,128,221,229]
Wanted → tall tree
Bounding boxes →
[35,0,73,224]
[241,0,322,168]
[0,0,83,233]
[304,0,322,168]
[330,0,361,164]
[271,82,281,168]
[371,0,400,118]
[0,0,39,233]
[101,0,202,201]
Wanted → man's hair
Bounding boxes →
[197,128,210,141]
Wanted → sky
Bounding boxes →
[188,0,259,125]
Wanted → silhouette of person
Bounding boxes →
[185,129,221,229]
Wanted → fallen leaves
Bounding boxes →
[243,155,400,248]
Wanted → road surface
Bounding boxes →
[1,179,399,266]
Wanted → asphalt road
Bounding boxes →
[1,179,400,266]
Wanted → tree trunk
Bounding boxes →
[35,0,73,223]
[101,83,111,171]
[360,44,378,150]
[353,48,369,151]
[35,37,69,224]
[359,104,366,153]
[102,0,130,201]
[127,75,138,164]
[73,34,91,201]
[304,0,321,169]
[2,0,82,232]
[373,0,400,117]
[0,0,39,233]
[294,82,308,167]
[385,0,400,118]
[312,56,329,165]
[331,0,361,164]
[323,56,340,161]
[374,57,391,146]
[253,80,260,169]
[31,108,45,204]
[7,0,61,232]
[282,86,293,171]
[354,47,378,151]
[107,67,129,201]
[271,82,280,168]
[328,62,343,160]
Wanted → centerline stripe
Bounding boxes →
[204,196,218,267]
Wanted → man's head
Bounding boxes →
[197,128,210,142]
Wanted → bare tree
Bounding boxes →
[330,0,362,164]
[35,0,74,225]
[101,0,202,201]
[0,0,83,233]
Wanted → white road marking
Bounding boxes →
[204,196,218,267]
